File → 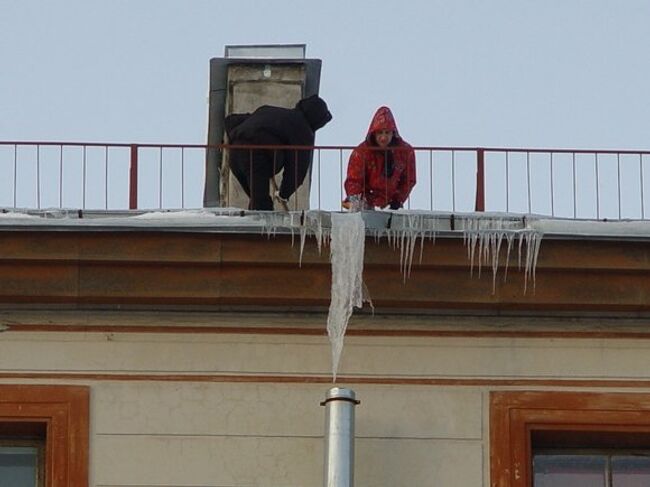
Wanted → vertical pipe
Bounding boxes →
[475,149,485,212]
[129,144,138,210]
[322,387,359,487]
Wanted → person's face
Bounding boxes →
[374,129,393,148]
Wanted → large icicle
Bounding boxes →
[326,212,367,382]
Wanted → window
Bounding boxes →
[0,440,45,487]
[490,391,650,487]
[533,450,650,487]
[0,385,89,487]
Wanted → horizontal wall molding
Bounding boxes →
[3,372,650,388]
[7,323,650,340]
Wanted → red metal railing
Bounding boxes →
[1,141,649,219]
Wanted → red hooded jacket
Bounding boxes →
[344,106,416,208]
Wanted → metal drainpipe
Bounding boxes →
[321,387,360,487]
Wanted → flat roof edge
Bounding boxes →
[1,209,650,240]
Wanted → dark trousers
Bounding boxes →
[229,148,281,211]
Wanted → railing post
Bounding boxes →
[475,148,485,212]
[129,144,138,210]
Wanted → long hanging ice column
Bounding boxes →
[327,213,367,381]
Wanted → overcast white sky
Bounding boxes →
[1,1,650,214]
[2,0,649,149]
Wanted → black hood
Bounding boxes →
[295,95,332,131]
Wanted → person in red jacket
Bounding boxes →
[343,106,416,210]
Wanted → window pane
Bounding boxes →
[0,446,37,487]
[533,454,606,487]
[612,456,650,487]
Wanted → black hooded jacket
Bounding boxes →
[224,95,332,199]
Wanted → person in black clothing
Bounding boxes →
[224,94,332,210]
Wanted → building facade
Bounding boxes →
[1,211,650,486]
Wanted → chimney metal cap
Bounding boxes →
[321,387,359,406]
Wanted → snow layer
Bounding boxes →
[0,208,262,227]
[531,218,650,237]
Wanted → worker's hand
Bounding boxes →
[273,190,290,205]
[273,190,290,210]
[343,195,370,212]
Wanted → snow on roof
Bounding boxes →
[1,208,650,239]
[531,218,650,238]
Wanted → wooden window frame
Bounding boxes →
[490,391,650,487]
[0,385,89,487]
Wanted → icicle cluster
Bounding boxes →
[251,209,544,381]
[380,212,439,282]
[298,211,331,266]
[458,216,543,293]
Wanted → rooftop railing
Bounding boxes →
[1,141,649,219]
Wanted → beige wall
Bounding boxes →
[2,317,650,486]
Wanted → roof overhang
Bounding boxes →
[0,209,648,313]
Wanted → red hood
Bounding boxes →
[366,106,401,144]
